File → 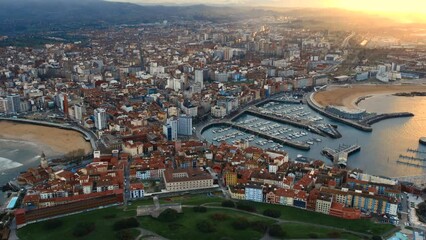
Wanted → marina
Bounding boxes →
[201,94,426,176]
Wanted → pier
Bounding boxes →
[200,121,311,150]
[255,98,302,107]
[396,160,426,169]
[237,108,341,139]
[399,155,426,162]
[321,144,361,165]
[306,93,373,132]
[307,92,414,132]
[407,148,426,154]
[361,112,414,125]
[227,121,311,150]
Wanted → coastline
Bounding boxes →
[313,84,426,109]
[0,121,92,157]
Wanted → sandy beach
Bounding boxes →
[313,84,426,109]
[0,121,92,156]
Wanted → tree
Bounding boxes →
[231,218,249,230]
[236,202,256,212]
[196,220,216,233]
[113,218,139,231]
[73,222,96,237]
[417,201,426,216]
[209,213,229,221]
[193,206,207,213]
[116,229,134,240]
[268,224,286,238]
[158,208,180,222]
[250,221,268,233]
[221,200,235,208]
[263,209,281,218]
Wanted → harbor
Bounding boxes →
[201,94,426,175]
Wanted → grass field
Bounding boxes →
[139,208,275,240]
[280,223,362,239]
[240,201,395,235]
[17,194,396,239]
[18,207,138,240]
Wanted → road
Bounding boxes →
[341,32,355,49]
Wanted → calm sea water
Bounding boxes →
[202,95,426,178]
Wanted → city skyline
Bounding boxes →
[109,0,426,15]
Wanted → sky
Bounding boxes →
[111,0,426,15]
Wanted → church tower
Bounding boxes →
[40,152,48,169]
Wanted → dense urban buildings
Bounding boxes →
[0,2,425,239]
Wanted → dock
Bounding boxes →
[227,121,311,150]
[306,93,373,132]
[407,148,426,154]
[361,112,414,125]
[396,160,426,169]
[239,108,341,139]
[321,144,361,166]
[200,121,311,150]
[399,155,426,162]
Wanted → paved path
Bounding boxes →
[8,219,19,240]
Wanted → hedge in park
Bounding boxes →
[113,217,140,231]
[115,229,134,240]
[268,224,286,238]
[231,218,249,230]
[262,209,281,218]
[157,208,180,222]
[221,200,235,208]
[196,220,216,233]
[236,202,256,212]
[72,222,96,237]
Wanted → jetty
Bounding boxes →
[399,155,426,162]
[234,108,341,139]
[407,148,426,154]
[321,144,361,166]
[200,121,311,150]
[307,92,414,132]
[361,112,414,125]
[396,160,426,169]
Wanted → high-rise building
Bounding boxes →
[7,94,21,113]
[194,70,204,90]
[94,108,107,130]
[0,98,8,113]
[178,114,192,136]
[163,117,178,141]
[74,104,83,122]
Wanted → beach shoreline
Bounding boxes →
[0,121,92,158]
[313,84,426,109]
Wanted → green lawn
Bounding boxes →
[239,201,395,235]
[18,207,138,240]
[17,194,396,240]
[281,223,362,239]
[138,207,275,240]
[160,193,223,205]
